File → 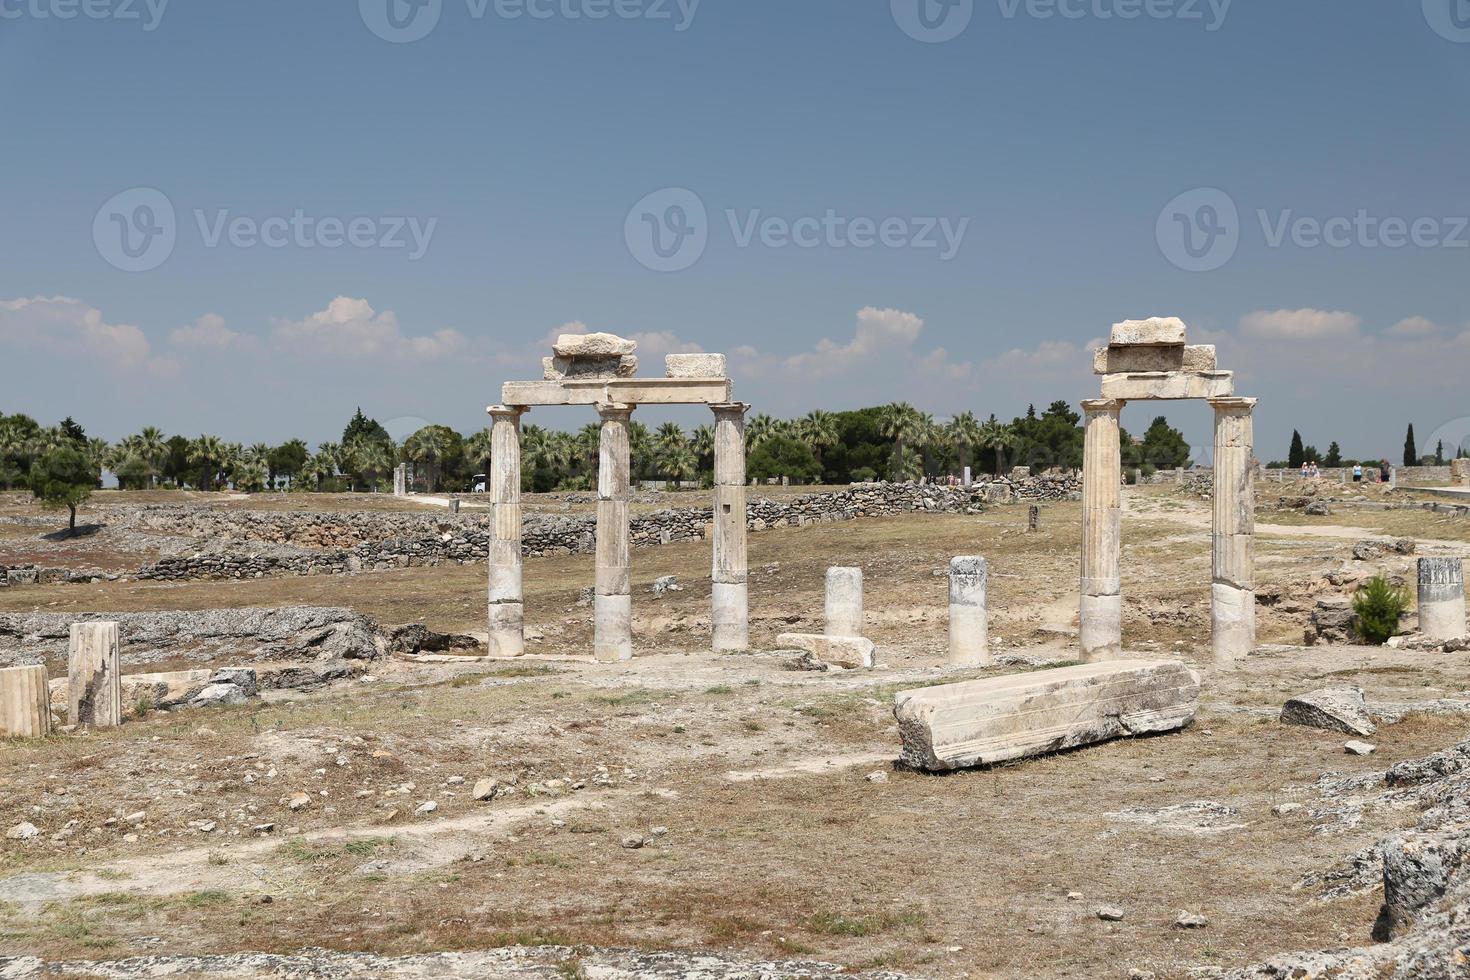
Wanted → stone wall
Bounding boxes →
[121,478,1078,583]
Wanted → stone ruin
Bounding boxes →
[1080,316,1257,668]
[489,332,749,662]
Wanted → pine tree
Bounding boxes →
[1435,440,1445,465]
[1404,424,1417,467]
[1325,442,1342,468]
[1288,430,1305,469]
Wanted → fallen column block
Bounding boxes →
[776,633,875,669]
[1,665,52,739]
[894,659,1200,771]
[69,621,122,728]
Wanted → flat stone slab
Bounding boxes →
[776,633,875,669]
[543,354,638,380]
[1109,316,1187,347]
[500,378,733,407]
[665,352,727,378]
[552,332,636,358]
[1281,687,1376,737]
[893,659,1201,772]
[1099,371,1234,401]
[1092,344,1216,375]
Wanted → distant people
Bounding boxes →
[1353,463,1363,482]
[1379,459,1391,483]
[1300,461,1310,479]
[1310,460,1320,479]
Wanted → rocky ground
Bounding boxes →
[2,484,1469,979]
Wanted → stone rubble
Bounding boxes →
[1280,687,1377,737]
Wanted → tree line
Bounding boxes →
[1274,425,1467,470]
[0,402,1194,503]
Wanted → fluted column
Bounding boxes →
[1210,397,1257,668]
[711,403,750,652]
[487,405,527,658]
[595,403,634,663]
[1,665,51,739]
[69,622,121,728]
[1080,399,1124,661]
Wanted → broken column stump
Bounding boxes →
[894,659,1201,772]
[1,665,52,739]
[69,621,122,728]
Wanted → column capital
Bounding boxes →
[487,404,529,419]
[1080,398,1125,414]
[595,402,634,421]
[1208,396,1258,412]
[711,402,750,419]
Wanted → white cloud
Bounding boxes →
[1386,316,1443,338]
[1238,308,1361,341]
[784,306,927,377]
[0,295,162,372]
[986,338,1102,377]
[169,313,253,351]
[272,296,465,360]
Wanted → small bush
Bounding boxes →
[1353,575,1409,644]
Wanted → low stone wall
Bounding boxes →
[124,478,1079,583]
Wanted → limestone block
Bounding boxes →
[1,665,51,739]
[711,582,749,653]
[948,556,989,666]
[894,659,1201,771]
[501,379,733,407]
[825,567,864,637]
[1092,344,1216,375]
[69,621,122,728]
[664,353,727,378]
[1099,371,1235,401]
[553,332,637,358]
[1109,317,1187,347]
[542,354,638,380]
[776,633,875,669]
[1281,687,1375,737]
[1418,557,1466,641]
[7,569,39,587]
[594,594,633,663]
[1452,458,1470,486]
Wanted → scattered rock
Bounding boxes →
[621,834,646,849]
[864,771,888,784]
[6,822,39,840]
[1305,500,1330,516]
[414,800,438,816]
[1281,687,1376,737]
[1174,912,1208,929]
[1271,803,1303,817]
[472,778,499,801]
[1345,740,1377,756]
[286,792,311,811]
[1096,906,1125,922]
[652,575,682,596]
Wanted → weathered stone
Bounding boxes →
[69,622,121,728]
[1109,316,1187,347]
[1452,458,1470,486]
[1211,397,1257,668]
[894,659,1200,772]
[486,406,527,659]
[542,354,639,380]
[595,404,634,664]
[1080,400,1123,661]
[776,633,874,669]
[552,332,636,358]
[824,567,863,638]
[190,683,250,708]
[710,402,750,653]
[1418,557,1466,641]
[948,556,989,666]
[209,668,258,697]
[1305,500,1330,516]
[1099,371,1235,401]
[0,665,51,739]
[1092,344,1216,375]
[1345,740,1377,756]
[664,353,727,378]
[1281,687,1376,737]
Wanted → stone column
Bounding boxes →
[1418,557,1466,641]
[711,403,750,652]
[825,567,863,637]
[1210,397,1258,668]
[1080,399,1124,661]
[595,404,634,663]
[0,665,51,739]
[69,622,121,728]
[948,557,989,666]
[487,406,527,658]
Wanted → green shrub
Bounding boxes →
[1353,575,1409,644]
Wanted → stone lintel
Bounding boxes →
[1206,395,1258,411]
[1109,317,1187,347]
[501,378,733,407]
[1099,371,1234,401]
[1093,344,1216,375]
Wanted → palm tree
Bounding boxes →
[628,421,653,482]
[746,413,783,451]
[797,410,839,474]
[404,426,454,493]
[947,411,983,479]
[188,435,226,490]
[877,402,924,482]
[691,424,715,476]
[306,442,339,491]
[521,425,569,489]
[465,428,494,479]
[978,417,1017,475]
[136,426,167,485]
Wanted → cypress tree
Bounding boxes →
[1404,424,1417,467]
[1288,430,1305,469]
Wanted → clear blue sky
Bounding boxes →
[3,1,1468,461]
